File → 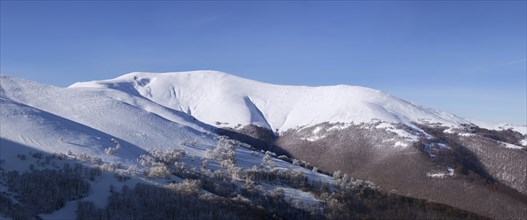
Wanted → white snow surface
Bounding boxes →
[427,167,454,179]
[472,121,527,135]
[0,73,333,204]
[520,139,527,147]
[0,74,332,184]
[1,75,217,161]
[498,141,524,150]
[375,122,419,142]
[70,71,472,131]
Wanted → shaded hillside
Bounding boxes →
[224,123,527,219]
[0,138,486,220]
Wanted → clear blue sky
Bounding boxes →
[1,1,526,124]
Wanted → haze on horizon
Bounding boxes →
[1,1,525,125]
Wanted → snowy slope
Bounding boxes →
[0,96,144,168]
[70,71,473,132]
[0,75,332,201]
[472,120,527,135]
[0,86,331,219]
[0,75,330,180]
[1,76,217,157]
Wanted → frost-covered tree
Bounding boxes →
[104,138,121,155]
[261,153,275,170]
[333,170,341,179]
[201,158,208,169]
[126,165,137,175]
[293,159,301,165]
[100,163,116,172]
[144,163,170,179]
[269,188,285,200]
[166,179,201,195]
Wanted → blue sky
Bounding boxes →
[1,1,526,124]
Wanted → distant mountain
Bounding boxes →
[1,71,525,219]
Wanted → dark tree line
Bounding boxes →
[0,133,492,220]
[2,165,93,218]
[76,182,313,220]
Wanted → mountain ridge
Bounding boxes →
[68,70,476,132]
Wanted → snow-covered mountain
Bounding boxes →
[67,71,526,219]
[1,71,526,219]
[0,74,337,219]
[69,70,473,132]
[1,75,217,161]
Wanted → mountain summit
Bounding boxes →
[70,70,471,132]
